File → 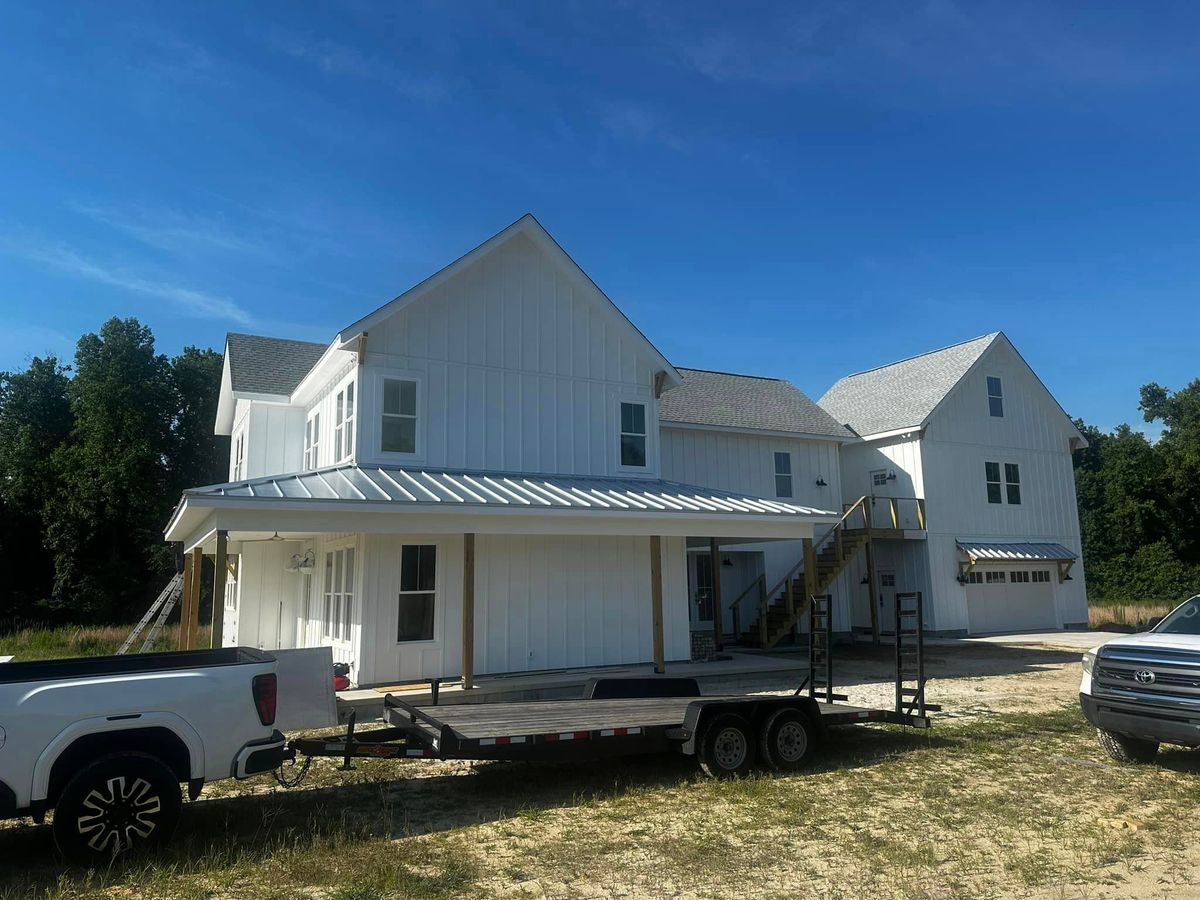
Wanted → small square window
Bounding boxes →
[871,469,888,488]
[619,402,647,467]
[774,452,793,498]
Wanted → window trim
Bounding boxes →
[615,398,651,472]
[987,375,1004,418]
[1004,462,1021,506]
[375,370,423,461]
[870,468,888,489]
[333,377,357,464]
[774,451,793,499]
[985,461,1003,504]
[396,542,438,645]
[304,410,321,470]
[320,542,357,645]
[232,430,246,481]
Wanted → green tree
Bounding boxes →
[43,319,176,621]
[1140,379,1200,564]
[167,346,227,494]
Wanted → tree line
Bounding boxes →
[0,316,1196,626]
[0,318,225,626]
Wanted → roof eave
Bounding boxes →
[659,420,858,442]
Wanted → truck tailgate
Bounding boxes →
[272,648,339,732]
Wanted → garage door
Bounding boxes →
[965,568,1057,634]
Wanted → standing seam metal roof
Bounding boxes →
[957,541,1077,562]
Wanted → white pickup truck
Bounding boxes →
[0,646,334,864]
[1081,594,1200,763]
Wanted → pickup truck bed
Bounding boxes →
[0,647,272,684]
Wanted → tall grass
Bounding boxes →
[0,623,212,660]
[1088,603,1173,630]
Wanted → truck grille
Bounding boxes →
[1094,645,1200,712]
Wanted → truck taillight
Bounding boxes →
[252,673,278,726]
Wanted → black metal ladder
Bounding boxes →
[894,591,939,716]
[808,594,845,703]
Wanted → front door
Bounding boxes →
[877,569,897,634]
[693,552,714,626]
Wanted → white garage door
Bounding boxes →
[965,568,1057,634]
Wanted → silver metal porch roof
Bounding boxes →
[957,541,1077,563]
[184,465,838,519]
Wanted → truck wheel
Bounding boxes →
[1097,729,1159,764]
[52,752,182,866]
[697,713,755,778]
[759,708,815,772]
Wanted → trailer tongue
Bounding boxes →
[282,592,938,780]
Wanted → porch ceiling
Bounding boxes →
[166,465,839,549]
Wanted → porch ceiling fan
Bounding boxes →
[241,531,288,543]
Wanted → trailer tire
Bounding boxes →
[759,708,815,772]
[1096,729,1159,764]
[697,713,755,778]
[52,752,182,866]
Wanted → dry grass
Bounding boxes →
[1089,603,1173,629]
[0,623,212,660]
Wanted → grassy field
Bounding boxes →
[0,623,211,660]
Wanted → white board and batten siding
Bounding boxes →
[230,399,307,481]
[229,540,305,650]
[355,232,663,479]
[353,531,688,686]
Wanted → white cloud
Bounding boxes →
[70,202,274,259]
[2,238,252,326]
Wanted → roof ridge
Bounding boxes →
[836,332,1000,381]
[675,366,785,382]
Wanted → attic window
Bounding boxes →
[620,402,647,468]
[382,378,418,454]
[987,376,1004,418]
[774,452,793,498]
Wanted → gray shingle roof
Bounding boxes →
[225,333,328,396]
[660,368,851,439]
[818,333,1000,437]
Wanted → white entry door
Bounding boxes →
[965,568,1058,634]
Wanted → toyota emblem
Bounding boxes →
[1134,669,1156,685]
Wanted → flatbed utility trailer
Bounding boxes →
[283,593,937,779]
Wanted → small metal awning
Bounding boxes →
[166,465,840,550]
[956,541,1077,563]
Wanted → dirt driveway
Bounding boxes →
[3,640,1200,900]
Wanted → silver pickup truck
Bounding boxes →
[1080,594,1200,762]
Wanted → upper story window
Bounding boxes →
[774,452,793,498]
[870,469,888,488]
[304,411,321,469]
[987,376,1004,418]
[381,378,417,454]
[985,461,1021,505]
[620,402,647,468]
[334,381,355,462]
[232,431,245,481]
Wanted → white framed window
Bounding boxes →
[1032,569,1051,583]
[334,380,356,462]
[304,411,321,469]
[232,431,245,480]
[1004,463,1021,505]
[398,544,436,642]
[381,377,418,454]
[619,401,648,468]
[322,546,355,642]
[870,469,888,488]
[880,572,896,587]
[985,461,1002,504]
[987,376,1004,418]
[774,452,793,498]
[1010,570,1031,583]
[985,570,1006,585]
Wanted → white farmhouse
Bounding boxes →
[165,216,1090,686]
[819,333,1089,635]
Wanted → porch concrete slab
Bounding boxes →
[335,650,806,722]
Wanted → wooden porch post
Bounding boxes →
[650,536,665,674]
[179,551,195,651]
[211,530,228,649]
[708,538,724,651]
[187,547,203,650]
[462,533,475,690]
[863,501,881,645]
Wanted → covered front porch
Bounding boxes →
[165,465,837,687]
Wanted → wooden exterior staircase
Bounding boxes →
[731,496,874,649]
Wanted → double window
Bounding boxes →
[322,546,355,642]
[398,544,436,642]
[334,382,355,462]
[987,376,1004,418]
[382,378,418,454]
[985,461,1021,505]
[774,452,793,498]
[620,402,647,468]
[304,412,321,469]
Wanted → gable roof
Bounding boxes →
[661,368,852,439]
[818,333,1000,438]
[225,332,329,396]
[336,213,681,390]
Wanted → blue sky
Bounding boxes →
[1,1,1197,434]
